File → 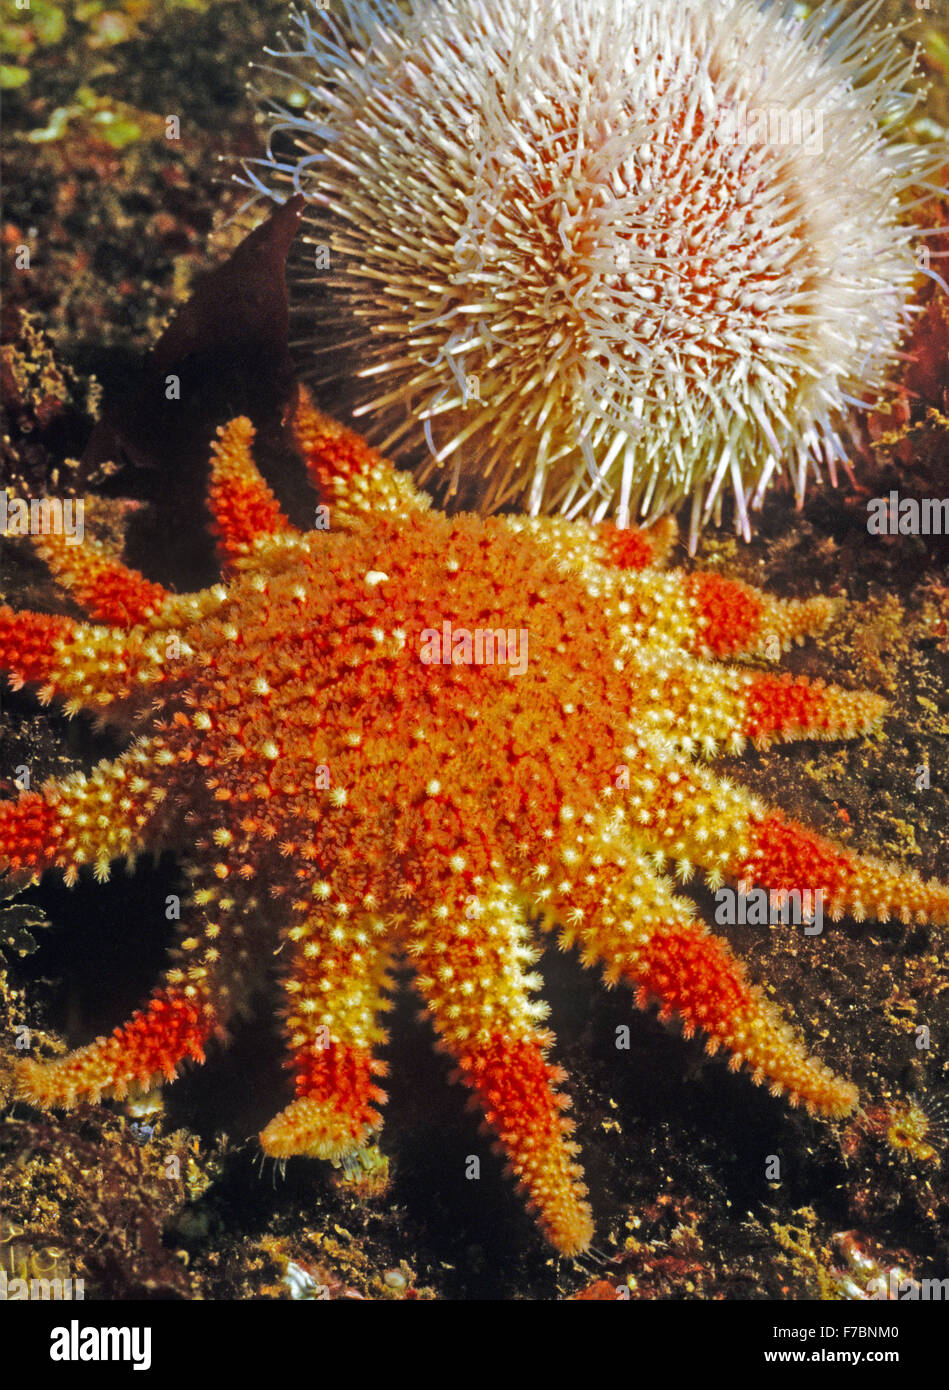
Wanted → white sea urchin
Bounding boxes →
[244,0,946,545]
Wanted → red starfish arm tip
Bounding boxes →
[0,607,77,692]
[208,416,294,567]
[629,923,858,1116]
[597,516,678,571]
[0,607,163,714]
[684,572,837,660]
[16,988,213,1109]
[260,1040,387,1160]
[457,1034,594,1256]
[291,384,430,518]
[735,812,949,926]
[617,571,838,662]
[0,790,66,877]
[633,663,888,752]
[31,531,170,628]
[742,673,887,746]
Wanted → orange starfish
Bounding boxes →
[2,389,947,1254]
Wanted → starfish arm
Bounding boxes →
[14,866,259,1107]
[0,606,179,715]
[291,385,431,521]
[0,606,77,695]
[732,810,949,926]
[0,789,64,885]
[31,526,171,628]
[614,569,838,661]
[133,585,233,632]
[623,742,949,925]
[209,416,297,569]
[0,743,170,886]
[17,986,213,1108]
[503,514,678,575]
[630,652,888,753]
[260,908,393,1161]
[410,881,593,1256]
[555,844,857,1116]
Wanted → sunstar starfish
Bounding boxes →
[2,391,947,1254]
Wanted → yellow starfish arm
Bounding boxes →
[410,879,593,1256]
[554,838,857,1116]
[31,524,171,628]
[628,649,888,754]
[261,907,394,1162]
[613,567,839,661]
[0,606,189,717]
[0,742,172,887]
[622,740,949,925]
[15,867,262,1107]
[503,513,678,576]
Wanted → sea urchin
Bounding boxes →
[245,0,945,545]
